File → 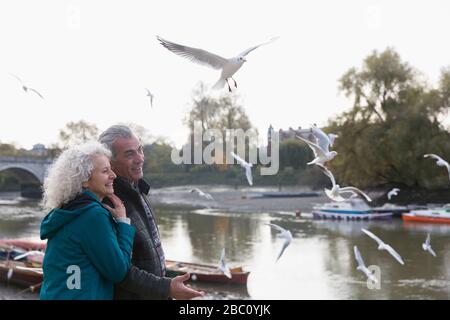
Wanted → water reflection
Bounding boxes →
[1,196,450,299]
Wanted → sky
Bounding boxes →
[1,0,450,149]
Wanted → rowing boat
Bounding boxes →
[165,260,249,285]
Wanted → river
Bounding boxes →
[1,187,449,300]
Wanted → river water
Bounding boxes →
[1,187,450,300]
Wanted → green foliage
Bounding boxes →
[329,48,450,189]
[58,120,99,149]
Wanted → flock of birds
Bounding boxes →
[8,34,450,286]
[188,120,448,281]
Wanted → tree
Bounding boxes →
[58,120,99,148]
[329,48,450,189]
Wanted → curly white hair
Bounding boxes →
[42,141,112,210]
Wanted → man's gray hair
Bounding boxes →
[99,125,136,158]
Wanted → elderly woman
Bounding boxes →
[39,141,135,300]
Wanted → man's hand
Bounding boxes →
[169,273,205,300]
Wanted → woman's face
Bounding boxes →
[83,155,116,200]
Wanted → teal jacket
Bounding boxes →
[39,190,135,300]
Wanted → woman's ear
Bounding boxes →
[82,181,89,189]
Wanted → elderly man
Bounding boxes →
[99,125,203,300]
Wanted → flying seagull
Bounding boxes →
[145,88,154,108]
[315,163,372,202]
[267,223,292,262]
[296,125,337,165]
[190,187,214,201]
[157,36,279,92]
[362,228,404,265]
[354,245,378,284]
[424,154,450,182]
[10,73,44,99]
[422,233,436,257]
[219,248,232,279]
[230,152,253,186]
[387,188,400,200]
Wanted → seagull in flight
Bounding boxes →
[10,73,44,99]
[362,228,404,265]
[145,88,154,108]
[190,187,214,201]
[387,188,400,200]
[267,223,292,262]
[311,125,339,151]
[219,248,232,279]
[424,154,450,182]
[296,125,337,165]
[422,233,436,257]
[230,152,253,186]
[315,164,372,202]
[354,245,378,284]
[157,36,279,92]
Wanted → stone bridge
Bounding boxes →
[0,156,53,184]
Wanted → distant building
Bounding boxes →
[29,143,48,156]
[267,125,314,156]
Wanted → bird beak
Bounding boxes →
[242,57,247,62]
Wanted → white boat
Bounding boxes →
[312,198,393,220]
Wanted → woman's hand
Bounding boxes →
[103,194,126,219]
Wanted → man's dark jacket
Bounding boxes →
[110,176,171,300]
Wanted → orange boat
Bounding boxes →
[402,206,450,224]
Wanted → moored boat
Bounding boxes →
[165,260,249,285]
[402,206,450,224]
[0,239,250,286]
[313,198,393,220]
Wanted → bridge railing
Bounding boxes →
[0,156,53,164]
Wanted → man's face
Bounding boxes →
[111,136,144,183]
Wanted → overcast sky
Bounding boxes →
[1,0,449,149]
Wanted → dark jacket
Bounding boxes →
[110,177,172,300]
[40,190,135,300]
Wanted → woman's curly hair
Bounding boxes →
[42,141,111,210]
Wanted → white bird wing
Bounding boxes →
[353,246,366,269]
[13,251,44,261]
[361,228,384,246]
[238,36,279,57]
[428,247,437,257]
[219,249,232,278]
[157,36,228,70]
[10,73,23,84]
[28,87,44,99]
[205,192,215,201]
[276,238,290,262]
[230,152,250,168]
[328,134,338,147]
[315,163,336,187]
[267,223,286,234]
[424,153,444,163]
[189,188,200,194]
[425,233,431,247]
[339,186,372,202]
[295,135,326,159]
[245,166,253,186]
[311,125,331,153]
[385,244,405,265]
